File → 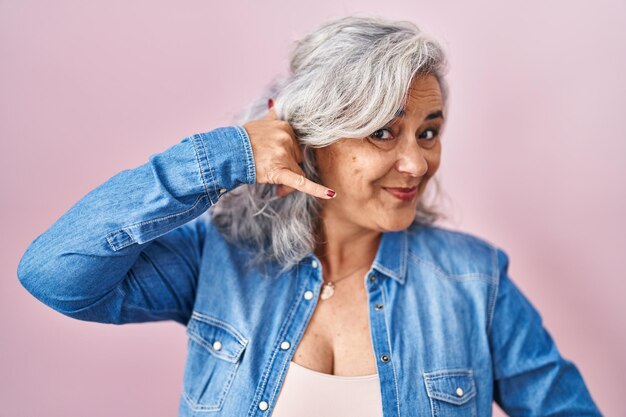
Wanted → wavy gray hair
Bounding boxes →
[210,15,451,273]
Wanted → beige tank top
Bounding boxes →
[271,360,384,417]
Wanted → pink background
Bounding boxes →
[1,1,624,415]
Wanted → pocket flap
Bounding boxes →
[186,312,248,363]
[423,368,477,405]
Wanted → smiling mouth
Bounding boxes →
[382,186,419,202]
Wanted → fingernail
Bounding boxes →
[325,189,336,198]
[268,98,274,109]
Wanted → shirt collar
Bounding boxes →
[372,228,408,285]
[299,228,409,285]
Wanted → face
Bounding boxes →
[314,74,444,232]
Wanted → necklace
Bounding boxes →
[319,261,372,301]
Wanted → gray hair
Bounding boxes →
[210,15,451,274]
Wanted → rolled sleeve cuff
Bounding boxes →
[191,125,257,204]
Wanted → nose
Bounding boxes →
[394,139,428,178]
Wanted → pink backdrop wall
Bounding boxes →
[2,1,624,415]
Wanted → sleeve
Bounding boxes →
[488,248,603,416]
[16,125,256,326]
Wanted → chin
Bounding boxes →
[374,212,416,232]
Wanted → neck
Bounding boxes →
[314,212,381,280]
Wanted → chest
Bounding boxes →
[183,254,497,416]
[291,279,378,376]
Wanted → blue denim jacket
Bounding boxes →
[17,126,602,416]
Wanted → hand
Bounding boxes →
[242,100,336,199]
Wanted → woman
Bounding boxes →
[17,15,601,417]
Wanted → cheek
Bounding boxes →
[351,156,362,176]
[346,158,390,196]
[425,146,442,175]
[428,158,440,175]
[319,147,391,198]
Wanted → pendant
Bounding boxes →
[320,282,335,300]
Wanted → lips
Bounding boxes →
[382,186,418,202]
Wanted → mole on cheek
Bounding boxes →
[349,155,361,175]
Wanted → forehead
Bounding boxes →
[397,74,443,116]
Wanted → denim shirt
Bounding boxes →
[17,126,602,417]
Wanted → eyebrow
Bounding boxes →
[394,109,444,121]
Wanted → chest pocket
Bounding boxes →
[183,312,248,413]
[423,368,477,417]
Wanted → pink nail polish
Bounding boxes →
[325,189,336,198]
[268,98,274,109]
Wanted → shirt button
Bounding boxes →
[456,387,464,397]
[304,290,314,300]
[280,341,291,350]
[375,303,383,310]
[212,341,222,351]
[311,260,319,269]
[258,401,269,411]
[369,273,377,282]
[380,354,390,362]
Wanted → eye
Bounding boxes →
[419,128,439,140]
[369,127,394,141]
